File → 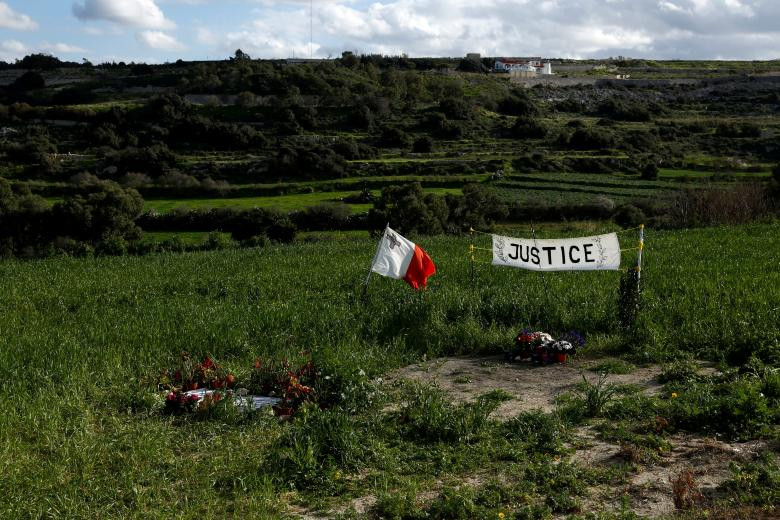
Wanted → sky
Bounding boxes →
[0,0,779,64]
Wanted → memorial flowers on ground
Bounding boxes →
[506,329,585,364]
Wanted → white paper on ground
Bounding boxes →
[183,388,281,410]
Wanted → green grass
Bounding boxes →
[142,231,216,245]
[0,223,779,516]
[142,188,463,213]
[143,191,374,213]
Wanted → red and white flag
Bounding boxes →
[369,226,436,290]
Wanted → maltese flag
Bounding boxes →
[370,226,436,290]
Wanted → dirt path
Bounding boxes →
[386,355,664,418]
[296,356,768,518]
[381,355,766,518]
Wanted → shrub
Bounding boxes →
[640,162,659,180]
[52,181,144,243]
[598,98,651,122]
[510,118,547,139]
[412,136,433,153]
[372,490,423,520]
[11,71,45,91]
[369,182,448,235]
[438,98,472,120]
[202,232,233,250]
[715,122,761,138]
[567,127,615,150]
[293,203,352,231]
[95,234,129,256]
[666,183,771,228]
[379,125,411,149]
[271,144,346,180]
[446,183,508,232]
[497,90,538,117]
[613,205,646,228]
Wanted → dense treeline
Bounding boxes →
[2,54,776,188]
[0,177,142,257]
[1,52,778,258]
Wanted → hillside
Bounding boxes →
[1,54,779,255]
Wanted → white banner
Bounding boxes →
[492,233,621,271]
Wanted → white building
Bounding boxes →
[494,58,553,75]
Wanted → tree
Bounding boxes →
[510,118,547,139]
[439,98,472,120]
[52,180,144,243]
[457,58,487,73]
[447,184,508,231]
[233,49,251,62]
[497,91,539,117]
[369,183,448,235]
[412,136,434,153]
[339,51,359,68]
[378,125,411,149]
[641,162,659,180]
[567,127,615,150]
[16,53,63,70]
[11,71,45,91]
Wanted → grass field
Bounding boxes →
[143,187,463,214]
[1,222,778,517]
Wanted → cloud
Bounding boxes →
[41,42,89,54]
[73,0,174,29]
[198,0,780,60]
[0,2,38,30]
[0,39,27,61]
[136,30,186,51]
[196,27,217,45]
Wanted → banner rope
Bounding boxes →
[469,225,643,237]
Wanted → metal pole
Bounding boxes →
[469,227,475,287]
[636,224,645,290]
[363,224,388,299]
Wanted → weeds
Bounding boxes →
[398,384,509,443]
[659,357,701,383]
[582,373,619,418]
[590,358,635,375]
[719,452,780,507]
[670,468,703,509]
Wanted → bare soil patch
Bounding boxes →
[385,355,664,419]
[381,355,766,519]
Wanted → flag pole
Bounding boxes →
[469,227,475,287]
[363,223,388,299]
[636,224,645,291]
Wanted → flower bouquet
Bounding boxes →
[249,356,317,416]
[505,329,584,364]
[159,352,237,414]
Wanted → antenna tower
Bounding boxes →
[309,0,313,59]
